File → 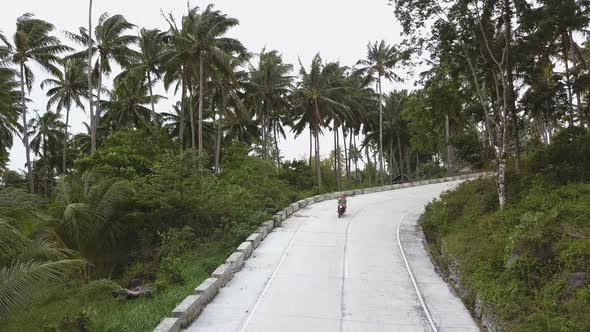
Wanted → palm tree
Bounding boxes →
[2,14,71,192]
[29,111,64,192]
[87,0,95,153]
[247,49,293,163]
[101,73,164,131]
[293,54,349,189]
[0,67,22,163]
[210,53,249,173]
[118,28,166,125]
[67,14,138,152]
[356,40,403,183]
[52,171,133,276]
[163,5,245,156]
[0,187,84,321]
[41,59,88,173]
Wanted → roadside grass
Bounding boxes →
[2,240,228,332]
[420,176,590,331]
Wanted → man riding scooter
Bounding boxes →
[337,194,347,218]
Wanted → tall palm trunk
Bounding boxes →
[445,113,453,176]
[365,145,371,186]
[563,32,575,125]
[198,54,204,155]
[343,128,350,186]
[95,57,103,150]
[179,75,186,150]
[190,84,196,153]
[314,100,322,189]
[273,121,280,165]
[336,122,341,190]
[63,106,70,173]
[215,94,223,174]
[147,72,157,125]
[309,128,312,166]
[389,136,395,183]
[377,76,384,184]
[20,63,34,192]
[262,101,271,160]
[405,148,411,181]
[88,0,95,154]
[353,131,360,183]
[397,133,403,183]
[214,115,221,174]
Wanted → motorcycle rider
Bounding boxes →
[338,194,347,213]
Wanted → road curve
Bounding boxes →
[185,181,478,332]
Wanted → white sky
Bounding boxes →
[2,0,415,172]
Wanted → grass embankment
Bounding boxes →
[3,241,228,332]
[420,129,590,331]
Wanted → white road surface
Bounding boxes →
[186,181,479,332]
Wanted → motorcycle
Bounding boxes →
[337,204,346,218]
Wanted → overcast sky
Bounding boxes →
[2,0,416,172]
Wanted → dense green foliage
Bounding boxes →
[1,0,590,330]
[421,129,590,331]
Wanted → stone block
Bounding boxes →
[153,317,181,332]
[255,225,268,240]
[273,214,283,226]
[290,202,300,213]
[212,263,233,286]
[194,278,220,304]
[171,295,203,327]
[285,206,294,217]
[262,220,274,232]
[247,232,263,248]
[226,251,245,272]
[237,241,253,259]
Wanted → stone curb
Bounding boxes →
[153,317,181,332]
[247,232,263,249]
[171,295,202,328]
[212,263,233,287]
[194,278,220,304]
[153,172,490,331]
[226,251,245,272]
[237,241,253,259]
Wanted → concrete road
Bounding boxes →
[186,181,479,332]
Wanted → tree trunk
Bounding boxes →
[95,57,103,150]
[215,95,223,174]
[378,76,384,184]
[397,133,403,183]
[343,128,350,187]
[63,106,70,173]
[365,145,371,186]
[179,76,186,150]
[314,101,322,189]
[198,54,204,155]
[273,121,280,165]
[88,0,96,154]
[563,32,575,125]
[503,0,520,175]
[190,84,196,153]
[309,128,312,166]
[335,121,341,190]
[20,63,34,192]
[390,136,396,183]
[353,132,360,183]
[405,148,411,181]
[147,72,157,126]
[445,113,453,176]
